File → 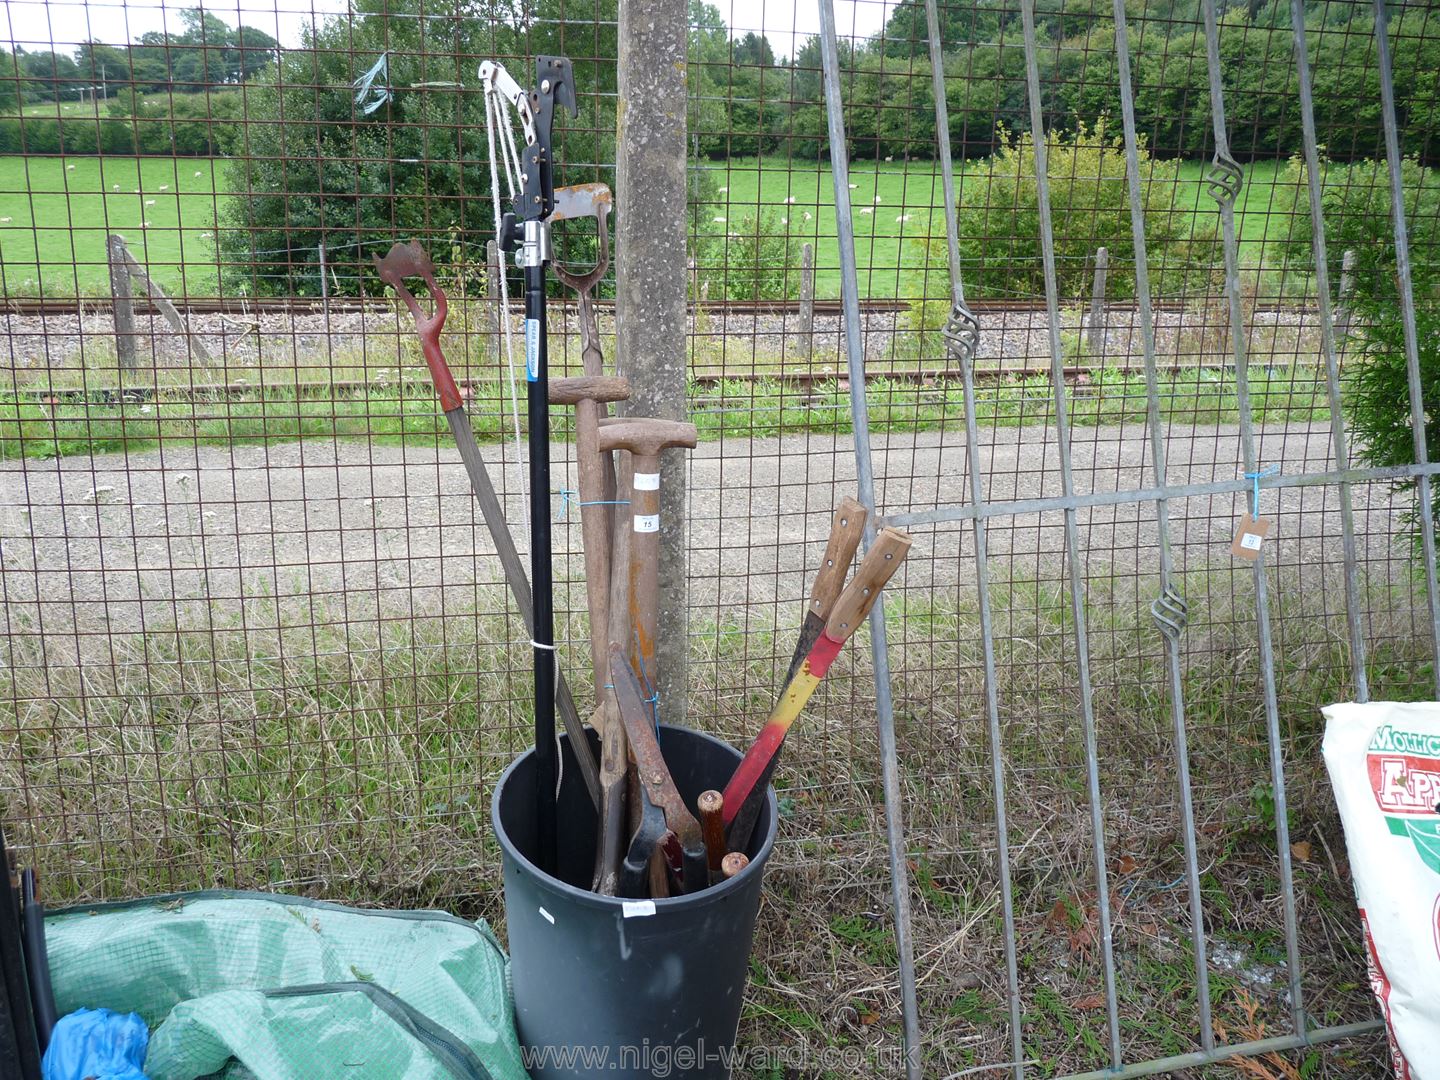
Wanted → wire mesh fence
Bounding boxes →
[1,0,1438,1074]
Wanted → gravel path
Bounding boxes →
[0,425,1410,649]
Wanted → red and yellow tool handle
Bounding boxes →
[721,527,912,828]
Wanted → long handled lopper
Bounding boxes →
[375,241,600,817]
[726,497,868,852]
[723,527,913,846]
[546,183,635,894]
[481,56,578,874]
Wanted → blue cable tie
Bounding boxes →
[1243,463,1280,517]
[556,489,630,520]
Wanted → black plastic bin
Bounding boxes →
[492,725,777,1079]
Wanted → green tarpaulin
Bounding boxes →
[45,890,527,1080]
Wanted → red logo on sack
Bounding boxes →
[1368,754,1440,816]
[1365,725,1440,874]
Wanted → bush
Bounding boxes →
[946,121,1219,303]
[692,209,801,301]
[1282,155,1440,286]
[1290,156,1440,549]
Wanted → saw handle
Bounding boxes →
[374,245,463,414]
[824,527,913,642]
[419,336,464,414]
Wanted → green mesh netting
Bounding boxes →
[44,891,527,1080]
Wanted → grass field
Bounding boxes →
[0,155,228,296]
[0,153,1294,300]
[5,91,216,119]
[700,156,1292,299]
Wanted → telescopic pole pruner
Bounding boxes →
[480,55,577,877]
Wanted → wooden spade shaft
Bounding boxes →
[591,459,634,895]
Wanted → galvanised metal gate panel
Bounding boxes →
[820,0,1439,1074]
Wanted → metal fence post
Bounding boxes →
[1087,247,1108,356]
[1112,0,1213,1052]
[1373,0,1440,694]
[922,0,1019,1072]
[818,0,922,1073]
[1019,1,1122,1066]
[616,0,690,724]
[1201,0,1306,1033]
[798,242,814,362]
[1291,2,1369,700]
[108,234,136,371]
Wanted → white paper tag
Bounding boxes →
[538,906,554,925]
[633,513,660,533]
[525,319,540,382]
[621,900,656,919]
[633,472,661,491]
[1230,513,1272,561]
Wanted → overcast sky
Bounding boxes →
[1,0,895,59]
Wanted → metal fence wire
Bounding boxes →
[1,0,1438,1075]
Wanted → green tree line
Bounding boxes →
[691,0,1438,163]
[6,0,1436,164]
[3,11,276,105]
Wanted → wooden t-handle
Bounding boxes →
[807,497,868,619]
[823,527,912,641]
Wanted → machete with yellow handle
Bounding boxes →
[723,526,912,843]
[725,497,868,852]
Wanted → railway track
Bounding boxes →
[0,295,1311,318]
[6,362,1288,406]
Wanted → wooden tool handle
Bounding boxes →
[549,375,630,406]
[721,852,749,879]
[698,790,725,872]
[807,496,868,617]
[824,527,912,641]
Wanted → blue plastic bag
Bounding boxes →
[41,1007,149,1080]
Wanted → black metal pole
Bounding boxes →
[496,53,574,879]
[525,238,558,877]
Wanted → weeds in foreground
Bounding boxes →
[1,562,1423,1076]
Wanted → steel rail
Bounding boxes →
[5,361,1278,405]
[883,461,1440,529]
[1057,1020,1384,1080]
[0,295,1315,319]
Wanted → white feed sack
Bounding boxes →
[1321,701,1440,1079]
